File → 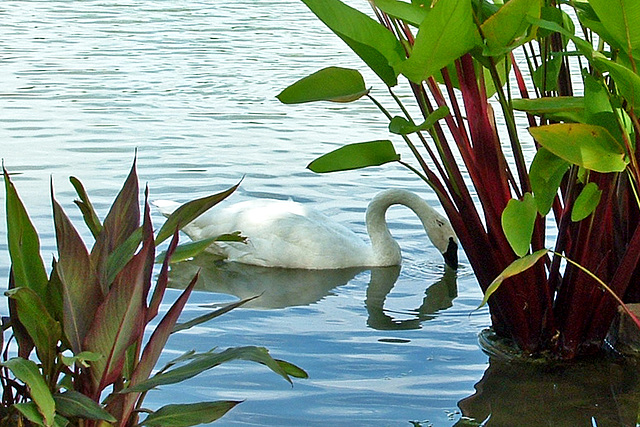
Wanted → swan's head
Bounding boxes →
[425,215,458,270]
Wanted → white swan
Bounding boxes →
[154,189,458,270]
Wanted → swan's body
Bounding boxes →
[154,189,458,270]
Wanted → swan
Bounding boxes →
[154,189,458,270]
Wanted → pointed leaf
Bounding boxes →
[589,0,640,57]
[54,391,116,422]
[5,288,61,373]
[122,346,302,394]
[389,106,450,135]
[172,295,260,334]
[529,123,628,173]
[571,182,602,222]
[69,176,102,239]
[155,183,239,245]
[373,0,428,27]
[3,167,48,297]
[302,0,405,86]
[3,358,56,427]
[141,401,241,426]
[481,0,541,56]
[398,0,480,83]
[13,402,69,427]
[532,55,562,92]
[277,67,368,104]
[307,140,399,173]
[501,193,538,257]
[155,232,246,265]
[591,53,640,111]
[529,148,570,215]
[478,249,549,309]
[511,96,585,123]
[52,188,102,354]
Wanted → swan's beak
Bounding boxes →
[443,237,458,270]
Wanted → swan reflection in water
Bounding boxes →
[167,252,457,329]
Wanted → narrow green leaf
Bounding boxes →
[3,358,56,427]
[591,53,640,112]
[571,182,602,222]
[51,188,102,355]
[13,402,69,427]
[277,67,368,104]
[478,249,549,309]
[511,96,585,123]
[172,295,260,333]
[69,176,102,239]
[529,123,628,173]
[373,0,428,27]
[388,106,450,135]
[5,288,61,374]
[106,227,143,284]
[307,140,400,173]
[141,401,241,426]
[501,193,538,257]
[155,232,246,265]
[302,0,405,86]
[54,391,116,422]
[155,183,239,246]
[398,0,480,83]
[529,148,570,215]
[480,0,541,56]
[275,359,309,379]
[3,167,48,297]
[122,346,301,394]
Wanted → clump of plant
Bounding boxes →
[278,0,640,359]
[1,160,306,426]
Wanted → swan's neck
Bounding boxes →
[365,189,456,267]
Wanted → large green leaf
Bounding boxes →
[307,140,399,173]
[480,0,541,56]
[51,189,102,355]
[5,288,61,375]
[589,0,640,58]
[141,401,241,426]
[529,148,570,215]
[501,193,538,257]
[591,53,640,112]
[571,182,602,222]
[398,0,480,83]
[529,123,628,173]
[3,167,48,297]
[155,183,239,245]
[478,249,549,309]
[122,346,304,393]
[302,0,405,86]
[277,67,368,104]
[54,391,116,422]
[13,402,69,427]
[3,358,56,427]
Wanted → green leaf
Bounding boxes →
[571,182,602,222]
[480,0,541,56]
[275,359,309,379]
[589,0,640,58]
[51,189,102,355]
[5,288,61,374]
[529,148,570,215]
[155,232,246,264]
[511,96,585,123]
[54,391,116,422]
[591,53,640,112]
[532,55,562,92]
[60,351,103,369]
[529,123,628,173]
[398,0,480,83]
[277,67,368,104]
[106,227,143,284]
[3,358,56,427]
[3,167,48,298]
[122,346,304,394]
[69,176,102,239]
[141,401,241,426]
[388,106,450,135]
[373,0,428,27]
[14,402,69,427]
[501,193,538,257]
[172,295,260,334]
[302,0,405,86]
[155,183,239,246]
[478,249,549,309]
[308,140,400,173]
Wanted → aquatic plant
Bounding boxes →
[278,0,640,359]
[1,160,306,426]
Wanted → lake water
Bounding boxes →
[2,1,640,426]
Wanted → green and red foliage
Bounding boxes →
[1,160,306,426]
[278,0,640,359]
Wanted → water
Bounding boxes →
[1,1,639,426]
